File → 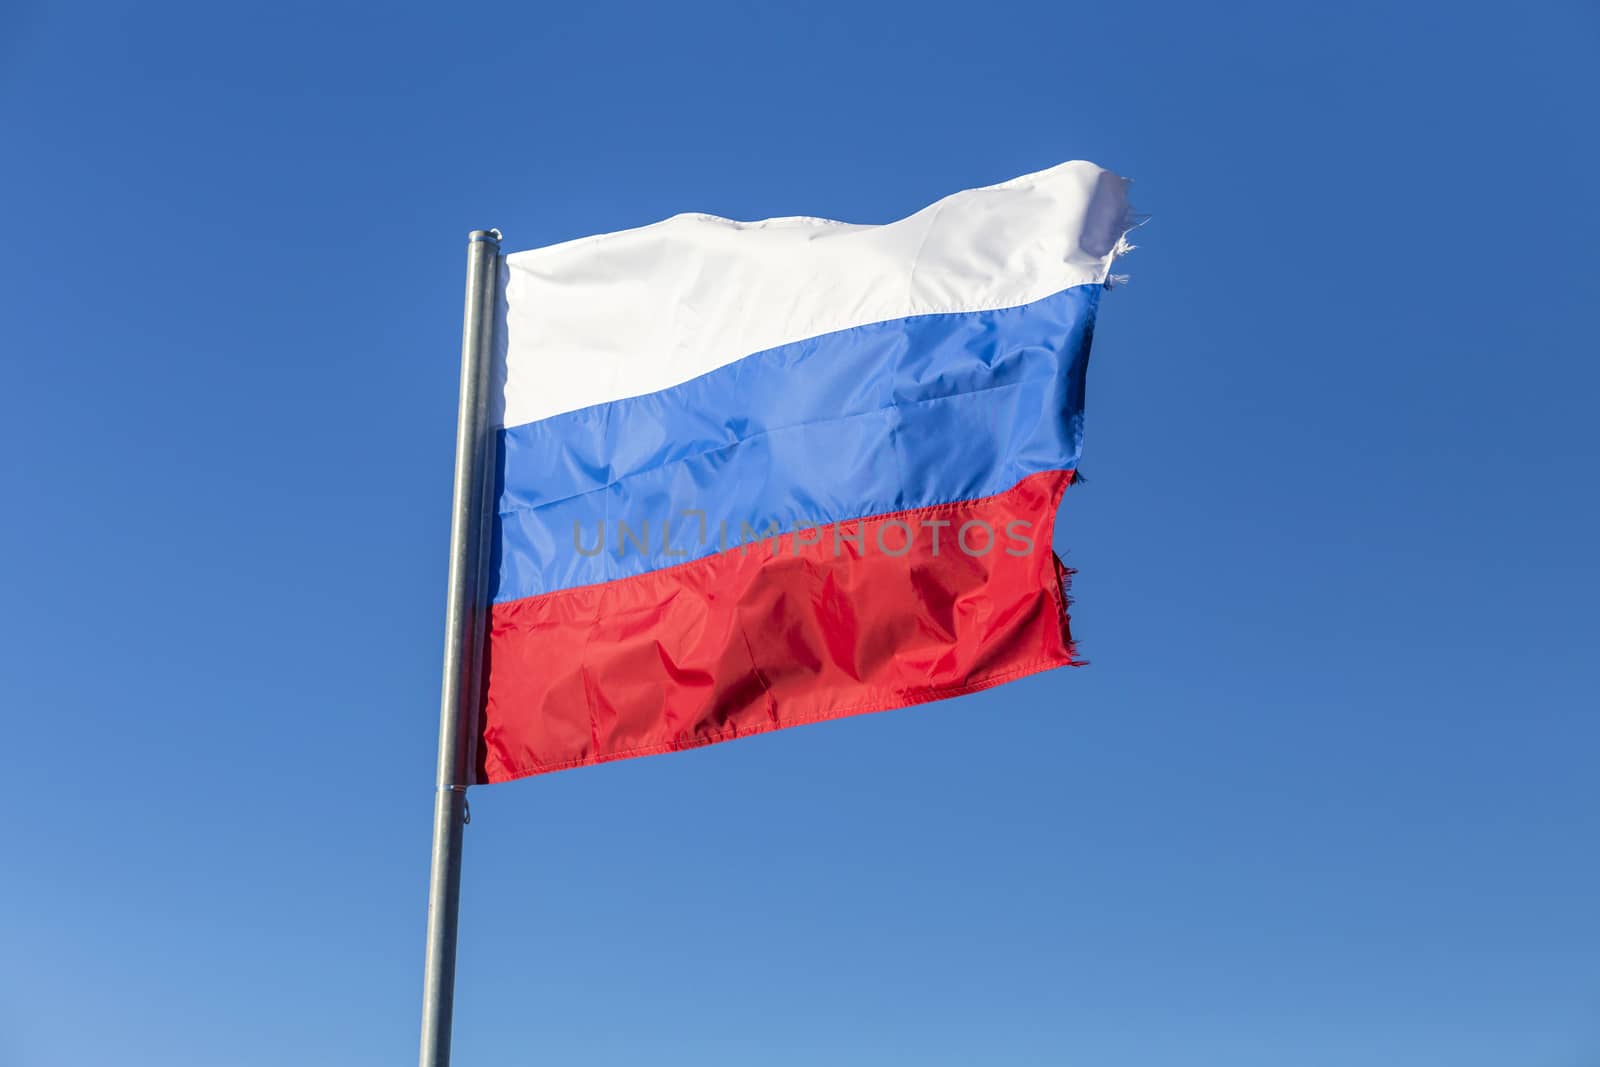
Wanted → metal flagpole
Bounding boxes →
[420,227,502,1067]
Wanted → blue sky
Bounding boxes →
[2,1,1597,1064]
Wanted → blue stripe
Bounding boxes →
[492,283,1101,602]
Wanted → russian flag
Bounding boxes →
[478,161,1135,783]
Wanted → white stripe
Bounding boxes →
[493,161,1132,429]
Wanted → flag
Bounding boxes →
[478,161,1135,783]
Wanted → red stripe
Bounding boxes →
[478,470,1080,783]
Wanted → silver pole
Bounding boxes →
[420,227,501,1067]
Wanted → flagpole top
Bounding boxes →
[468,228,502,245]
